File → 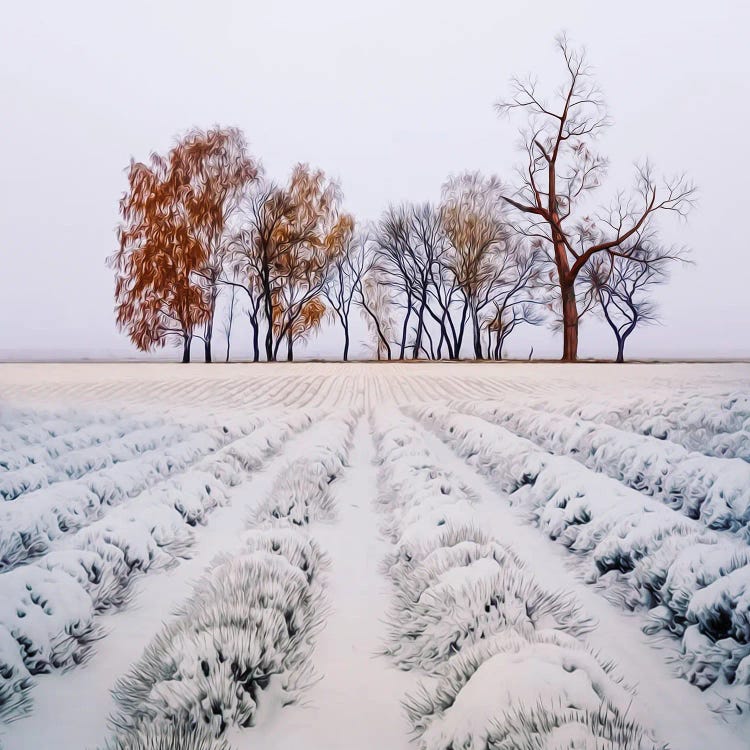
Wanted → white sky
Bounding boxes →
[1,0,748,361]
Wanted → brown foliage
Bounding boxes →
[110,127,258,358]
[232,163,353,360]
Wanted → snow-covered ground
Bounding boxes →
[0,362,748,750]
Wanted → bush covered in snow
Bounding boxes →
[111,547,326,735]
[107,513,332,743]
[403,628,661,750]
[0,412,310,570]
[251,409,356,527]
[0,625,34,722]
[102,719,231,750]
[0,423,188,501]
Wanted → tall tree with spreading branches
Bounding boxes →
[496,35,695,361]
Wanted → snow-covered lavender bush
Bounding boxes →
[102,721,231,750]
[403,629,660,750]
[0,424,185,501]
[373,408,593,675]
[385,554,591,671]
[251,409,356,527]
[0,626,34,722]
[111,547,326,736]
[559,391,750,462]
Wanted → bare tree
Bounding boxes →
[478,242,546,359]
[325,227,368,361]
[441,172,538,358]
[496,35,695,361]
[585,240,684,362]
[486,301,545,360]
[227,166,348,361]
[372,203,452,359]
[355,241,394,360]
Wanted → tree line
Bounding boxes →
[110,37,693,363]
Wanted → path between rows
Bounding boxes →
[414,413,750,750]
[240,418,418,750]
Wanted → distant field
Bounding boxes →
[0,362,749,750]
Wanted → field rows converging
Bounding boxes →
[410,402,750,713]
[0,405,323,723]
[1,363,749,750]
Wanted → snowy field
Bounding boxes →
[0,361,749,750]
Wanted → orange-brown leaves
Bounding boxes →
[440,172,510,296]
[110,126,258,351]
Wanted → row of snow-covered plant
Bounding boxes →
[411,403,750,712]
[372,407,664,750]
[454,399,750,538]
[100,410,357,750]
[0,405,324,722]
[539,389,750,462]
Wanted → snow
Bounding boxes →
[1,361,749,749]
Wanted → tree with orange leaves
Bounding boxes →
[231,164,351,361]
[110,127,258,362]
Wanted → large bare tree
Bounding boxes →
[496,35,695,361]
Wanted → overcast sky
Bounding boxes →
[1,0,748,361]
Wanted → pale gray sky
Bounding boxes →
[1,0,748,360]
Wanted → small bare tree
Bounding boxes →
[496,35,695,361]
[585,240,683,362]
[355,241,394,360]
[441,172,543,359]
[325,227,370,361]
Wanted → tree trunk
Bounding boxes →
[455,299,469,358]
[413,295,427,359]
[343,324,350,361]
[263,280,274,361]
[181,333,192,363]
[471,306,483,360]
[399,297,412,360]
[250,315,260,362]
[616,336,625,363]
[561,279,579,362]
[225,289,236,363]
[286,328,293,362]
[204,289,218,363]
